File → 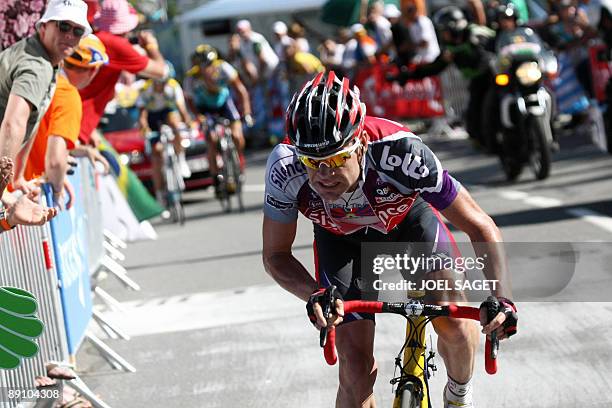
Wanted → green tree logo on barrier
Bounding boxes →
[0,287,44,369]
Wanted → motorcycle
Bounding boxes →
[491,27,558,180]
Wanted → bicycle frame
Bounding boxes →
[322,300,498,408]
[205,116,244,213]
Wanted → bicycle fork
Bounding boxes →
[392,316,432,408]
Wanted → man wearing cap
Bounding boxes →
[0,0,91,200]
[14,35,111,209]
[77,0,167,147]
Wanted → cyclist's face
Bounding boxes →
[305,134,366,201]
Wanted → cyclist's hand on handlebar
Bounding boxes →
[479,296,517,341]
[306,287,344,330]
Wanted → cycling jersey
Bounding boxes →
[184,59,238,109]
[264,116,461,235]
[137,78,186,113]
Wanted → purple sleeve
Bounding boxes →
[420,171,460,210]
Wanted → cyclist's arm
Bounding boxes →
[229,76,252,117]
[440,188,512,299]
[262,216,319,302]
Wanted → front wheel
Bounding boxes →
[394,380,423,408]
[529,116,552,180]
[604,107,612,155]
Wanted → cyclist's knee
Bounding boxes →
[336,321,377,392]
[433,316,478,346]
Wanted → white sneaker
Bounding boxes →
[179,154,192,179]
[443,385,474,408]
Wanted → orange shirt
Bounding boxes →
[24,75,81,181]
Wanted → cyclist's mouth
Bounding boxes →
[318,181,340,190]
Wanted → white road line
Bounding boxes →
[499,189,612,234]
[498,190,529,201]
[93,285,303,337]
[566,208,612,234]
[523,196,563,208]
[243,184,266,192]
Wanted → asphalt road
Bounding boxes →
[78,128,612,408]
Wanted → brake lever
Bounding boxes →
[319,286,335,347]
[485,296,500,360]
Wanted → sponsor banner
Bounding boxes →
[354,63,445,119]
[44,165,93,355]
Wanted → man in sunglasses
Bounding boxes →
[0,0,91,200]
[262,71,517,408]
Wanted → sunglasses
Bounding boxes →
[56,21,85,37]
[298,139,362,170]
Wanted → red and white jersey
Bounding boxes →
[264,116,461,235]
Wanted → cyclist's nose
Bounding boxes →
[316,163,335,178]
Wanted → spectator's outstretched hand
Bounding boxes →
[7,196,57,227]
[0,157,14,201]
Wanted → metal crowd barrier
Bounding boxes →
[0,222,67,408]
[439,66,470,123]
[0,159,137,408]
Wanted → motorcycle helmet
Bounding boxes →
[497,3,519,22]
[433,6,469,39]
[286,71,366,158]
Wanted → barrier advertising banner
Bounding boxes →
[44,164,93,355]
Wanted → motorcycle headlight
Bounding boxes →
[515,62,542,86]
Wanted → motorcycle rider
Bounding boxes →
[391,6,497,151]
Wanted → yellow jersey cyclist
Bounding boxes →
[184,44,253,196]
[137,63,195,202]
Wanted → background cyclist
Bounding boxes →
[183,44,253,196]
[262,72,518,408]
[137,63,194,203]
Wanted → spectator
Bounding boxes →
[77,0,167,147]
[288,22,311,53]
[285,41,325,94]
[272,21,295,63]
[404,2,441,64]
[236,19,279,84]
[19,35,110,209]
[343,23,378,71]
[547,0,598,96]
[384,4,416,67]
[319,39,346,75]
[366,0,393,49]
[236,19,279,139]
[0,0,91,197]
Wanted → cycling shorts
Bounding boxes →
[313,196,459,324]
[147,107,178,132]
[196,97,240,122]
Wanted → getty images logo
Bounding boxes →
[380,145,430,179]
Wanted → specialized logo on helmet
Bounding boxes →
[380,145,430,179]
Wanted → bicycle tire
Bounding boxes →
[226,136,244,212]
[218,127,232,213]
[164,142,185,224]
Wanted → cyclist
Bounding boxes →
[262,72,518,408]
[183,44,253,196]
[137,63,194,202]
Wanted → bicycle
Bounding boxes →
[148,124,186,225]
[206,115,244,213]
[317,288,499,408]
